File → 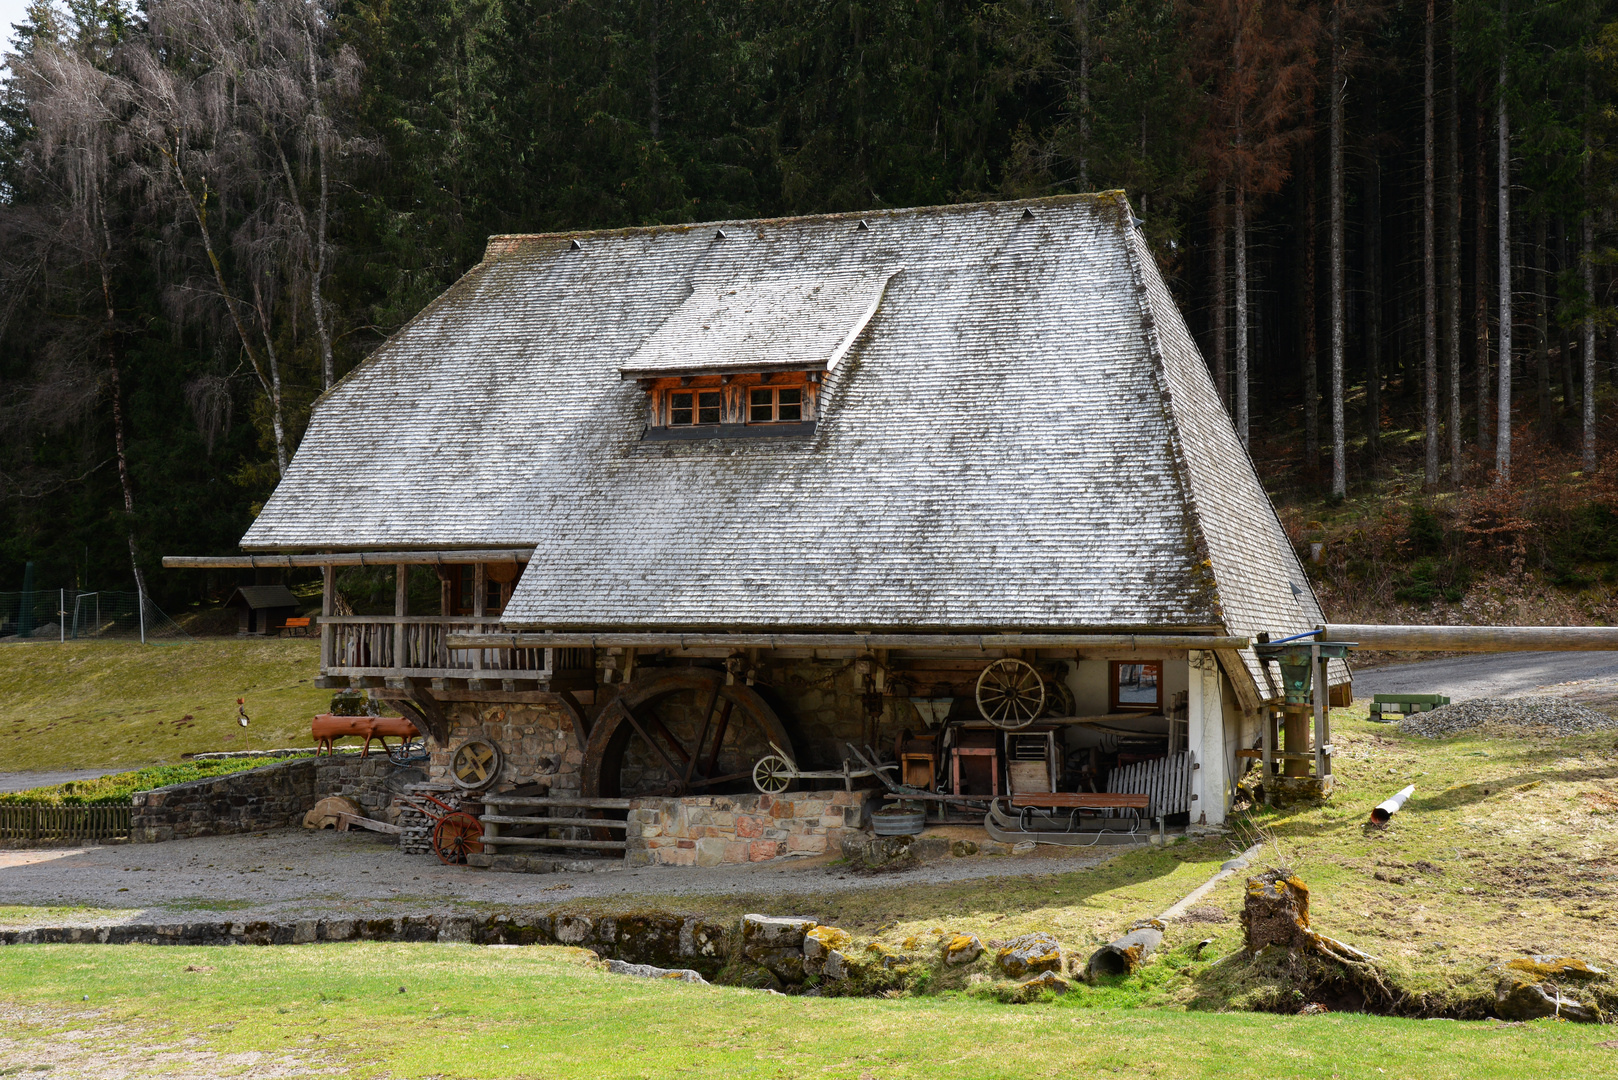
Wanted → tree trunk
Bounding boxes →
[1330,0,1346,495]
[1474,87,1492,459]
[1495,3,1512,486]
[1366,157,1382,464]
[648,0,661,140]
[302,17,336,391]
[1077,0,1090,190]
[1423,0,1438,488]
[1236,175,1250,447]
[1213,182,1228,407]
[1446,16,1463,482]
[1558,222,1576,421]
[1303,133,1319,472]
[1586,87,1598,472]
[1534,217,1550,427]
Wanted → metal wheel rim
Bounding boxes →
[752,755,792,794]
[976,658,1045,730]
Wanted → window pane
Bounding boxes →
[749,388,773,423]
[670,392,694,425]
[777,388,801,422]
[1117,662,1161,705]
[698,391,722,425]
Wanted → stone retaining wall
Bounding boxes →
[131,755,419,843]
[625,790,878,868]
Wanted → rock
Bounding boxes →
[803,926,852,976]
[951,840,979,857]
[1011,841,1036,855]
[605,959,709,985]
[823,950,848,979]
[1507,956,1608,981]
[996,932,1064,979]
[742,914,816,950]
[944,934,983,965]
[840,833,950,870]
[978,840,1013,855]
[802,925,851,964]
[1495,974,1600,1023]
[751,947,806,983]
[1018,970,1068,995]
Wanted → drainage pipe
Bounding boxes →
[1369,785,1416,824]
[1084,920,1165,980]
[1323,624,1618,652]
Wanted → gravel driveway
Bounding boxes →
[0,827,1118,929]
[1353,650,1618,704]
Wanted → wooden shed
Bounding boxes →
[224,585,301,636]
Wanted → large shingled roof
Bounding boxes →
[242,193,1322,655]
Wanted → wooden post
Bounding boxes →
[472,563,486,678]
[1261,706,1274,805]
[1311,643,1326,780]
[321,565,335,673]
[394,564,408,671]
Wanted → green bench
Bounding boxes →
[1368,693,1450,720]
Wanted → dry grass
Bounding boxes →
[0,640,331,770]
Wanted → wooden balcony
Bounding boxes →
[318,616,592,690]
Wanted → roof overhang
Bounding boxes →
[618,269,899,381]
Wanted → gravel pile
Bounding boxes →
[1399,696,1618,738]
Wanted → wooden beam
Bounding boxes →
[162,549,534,569]
[447,632,1250,652]
[1323,624,1618,652]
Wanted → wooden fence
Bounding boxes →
[1107,752,1194,818]
[0,803,133,844]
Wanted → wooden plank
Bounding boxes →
[163,549,535,569]
[479,814,628,829]
[1236,749,1334,760]
[476,835,626,850]
[448,632,1251,652]
[481,796,633,809]
[335,812,403,835]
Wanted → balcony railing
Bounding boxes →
[320,616,571,683]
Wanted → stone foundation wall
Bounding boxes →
[625,790,877,867]
[428,702,581,796]
[131,755,416,843]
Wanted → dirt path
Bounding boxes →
[1353,650,1618,707]
[0,769,138,795]
[0,827,1117,928]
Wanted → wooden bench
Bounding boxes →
[281,616,312,637]
[1368,693,1449,720]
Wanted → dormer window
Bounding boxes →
[642,372,818,440]
[749,386,801,423]
[671,389,723,426]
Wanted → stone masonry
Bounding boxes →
[131,755,417,843]
[625,790,877,868]
[428,702,581,796]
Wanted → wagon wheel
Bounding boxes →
[1043,676,1076,719]
[752,755,793,794]
[976,658,1045,730]
[582,668,796,799]
[450,738,502,790]
[432,811,484,865]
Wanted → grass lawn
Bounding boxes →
[1,942,1612,1080]
[0,640,332,770]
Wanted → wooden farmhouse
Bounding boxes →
[169,192,1344,865]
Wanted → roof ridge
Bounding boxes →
[481,192,1128,258]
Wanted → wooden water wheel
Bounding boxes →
[581,668,795,799]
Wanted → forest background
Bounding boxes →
[2,0,1616,624]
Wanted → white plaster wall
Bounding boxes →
[1186,650,1227,825]
[1067,660,1111,714]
